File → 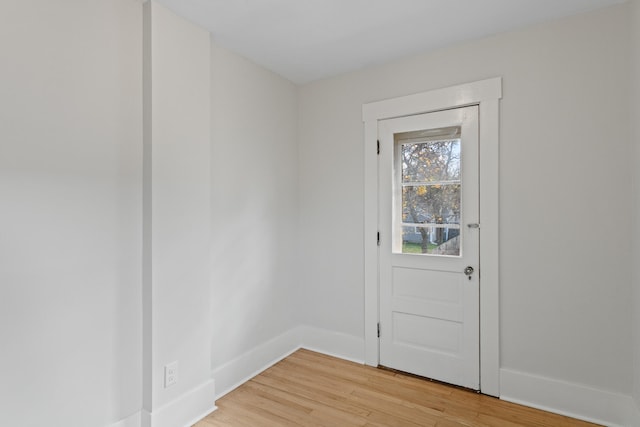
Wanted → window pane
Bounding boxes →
[401,184,460,225]
[402,140,460,183]
[396,135,462,257]
[401,226,460,255]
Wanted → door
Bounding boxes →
[378,106,479,390]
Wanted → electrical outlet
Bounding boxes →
[164,361,178,388]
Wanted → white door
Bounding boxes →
[378,106,479,390]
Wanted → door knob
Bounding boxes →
[464,266,474,280]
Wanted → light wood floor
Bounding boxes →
[195,349,598,427]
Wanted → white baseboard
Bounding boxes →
[210,325,365,401]
[211,328,300,399]
[298,325,365,364]
[109,412,141,427]
[141,379,216,427]
[501,368,638,427]
[109,326,364,427]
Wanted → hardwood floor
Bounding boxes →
[195,349,598,427]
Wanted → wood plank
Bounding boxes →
[194,349,600,427]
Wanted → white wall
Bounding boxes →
[209,42,299,395]
[632,0,640,413]
[143,3,214,425]
[2,0,637,425]
[298,2,632,400]
[0,1,142,426]
[0,0,297,423]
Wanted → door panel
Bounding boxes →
[393,268,460,303]
[378,106,479,390]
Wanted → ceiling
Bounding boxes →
[155,0,625,84]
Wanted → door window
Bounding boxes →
[394,126,462,256]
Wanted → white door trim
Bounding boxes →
[362,77,502,396]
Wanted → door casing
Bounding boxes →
[362,77,502,396]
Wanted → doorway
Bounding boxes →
[362,78,502,396]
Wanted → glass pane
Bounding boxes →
[396,136,462,257]
[402,140,460,183]
[401,184,460,225]
[401,226,460,255]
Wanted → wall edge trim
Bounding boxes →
[142,379,216,427]
[500,368,637,427]
[211,328,301,399]
[109,411,142,427]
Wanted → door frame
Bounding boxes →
[362,77,502,396]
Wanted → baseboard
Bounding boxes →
[210,325,365,401]
[298,325,365,364]
[141,379,216,427]
[501,368,637,427]
[109,412,141,427]
[211,328,300,399]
